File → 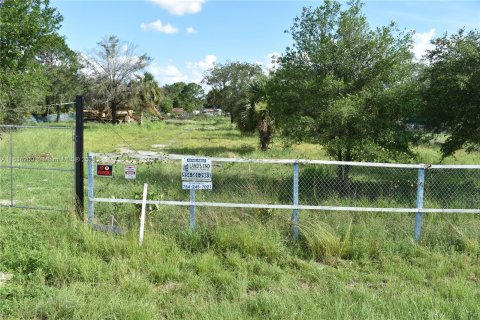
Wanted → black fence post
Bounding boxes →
[75,96,84,219]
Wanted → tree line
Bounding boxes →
[1,0,479,160]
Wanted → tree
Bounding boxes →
[421,29,480,157]
[203,61,263,123]
[239,78,274,151]
[38,37,80,122]
[129,72,164,125]
[204,88,222,109]
[268,0,418,181]
[163,82,186,109]
[0,0,67,123]
[81,35,151,123]
[163,82,205,112]
[179,83,204,112]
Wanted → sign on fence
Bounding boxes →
[182,157,212,189]
[97,164,113,177]
[124,165,136,179]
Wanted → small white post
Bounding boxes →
[139,183,148,246]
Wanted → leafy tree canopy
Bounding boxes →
[203,61,263,123]
[268,0,419,163]
[0,0,69,123]
[421,29,480,157]
[163,82,205,112]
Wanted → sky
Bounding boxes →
[52,0,480,86]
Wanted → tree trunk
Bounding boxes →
[139,110,144,126]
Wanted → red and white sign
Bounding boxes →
[125,165,136,179]
[97,164,113,177]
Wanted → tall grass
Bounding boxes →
[0,117,479,318]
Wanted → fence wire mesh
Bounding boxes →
[424,168,480,209]
[0,125,75,210]
[90,153,479,213]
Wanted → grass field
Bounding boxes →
[0,117,479,319]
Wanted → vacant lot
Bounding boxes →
[0,118,479,319]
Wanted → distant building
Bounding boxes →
[202,108,222,116]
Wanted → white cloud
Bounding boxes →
[186,27,198,34]
[149,63,188,84]
[412,29,436,60]
[148,0,205,16]
[186,54,217,83]
[140,19,178,34]
[148,55,216,85]
[121,44,128,52]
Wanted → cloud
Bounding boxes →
[148,0,205,16]
[149,55,217,85]
[140,19,178,34]
[186,27,198,34]
[149,63,188,84]
[412,29,436,60]
[186,55,217,83]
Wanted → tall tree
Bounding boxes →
[421,29,480,157]
[268,0,418,176]
[203,61,263,123]
[81,35,151,123]
[0,0,66,123]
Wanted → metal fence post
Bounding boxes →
[190,189,196,230]
[293,161,299,239]
[414,165,425,242]
[74,96,84,218]
[9,127,13,207]
[87,153,94,224]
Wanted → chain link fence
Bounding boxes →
[0,125,75,211]
[87,152,480,239]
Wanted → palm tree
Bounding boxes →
[238,79,274,151]
[130,72,164,125]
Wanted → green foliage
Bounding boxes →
[268,0,419,163]
[421,29,480,157]
[239,78,275,151]
[0,0,67,124]
[163,82,205,112]
[129,72,164,124]
[203,61,263,123]
[179,83,205,112]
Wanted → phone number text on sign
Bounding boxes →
[182,182,212,190]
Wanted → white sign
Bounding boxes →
[182,157,212,189]
[182,181,213,190]
[182,157,212,182]
[124,165,136,179]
